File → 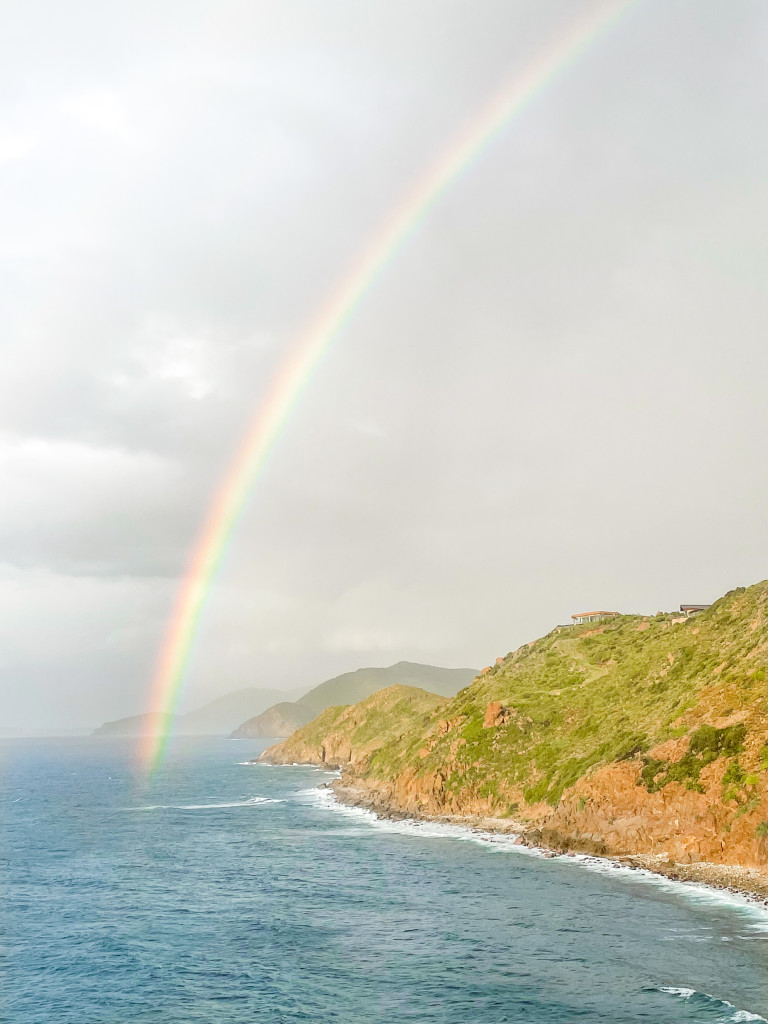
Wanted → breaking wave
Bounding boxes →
[239,760,337,769]
[126,796,282,811]
[653,986,767,1022]
[297,785,768,931]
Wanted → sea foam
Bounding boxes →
[297,784,768,932]
[238,760,336,769]
[655,985,767,1022]
[126,796,282,811]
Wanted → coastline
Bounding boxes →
[330,776,768,907]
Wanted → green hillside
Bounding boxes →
[262,582,768,875]
[231,662,476,738]
[258,685,448,767]
[358,583,768,810]
[299,662,475,711]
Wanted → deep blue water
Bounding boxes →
[2,737,767,1023]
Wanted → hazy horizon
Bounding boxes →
[2,0,767,732]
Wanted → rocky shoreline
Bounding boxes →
[331,777,768,906]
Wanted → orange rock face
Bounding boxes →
[483,701,510,728]
[337,749,768,873]
[546,760,768,869]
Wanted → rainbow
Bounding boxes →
[141,0,638,771]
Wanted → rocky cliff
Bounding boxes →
[258,685,448,767]
[261,581,768,889]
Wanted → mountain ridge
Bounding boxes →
[230,662,477,738]
[92,686,303,737]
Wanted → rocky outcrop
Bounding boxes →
[328,720,768,879]
[330,776,768,899]
[544,755,768,869]
[260,728,356,768]
[331,726,768,870]
[258,685,449,769]
[483,701,510,728]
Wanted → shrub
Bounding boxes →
[689,722,745,758]
[640,724,747,794]
[722,760,746,790]
[523,778,550,805]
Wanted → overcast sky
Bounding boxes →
[1,0,767,731]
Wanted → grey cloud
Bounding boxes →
[1,0,767,731]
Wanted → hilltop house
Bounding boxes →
[680,604,711,617]
[571,610,620,625]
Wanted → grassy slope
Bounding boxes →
[260,685,448,765]
[356,582,768,815]
[296,663,477,713]
[233,662,476,737]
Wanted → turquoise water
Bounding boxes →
[2,736,767,1022]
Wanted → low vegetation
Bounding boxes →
[354,582,768,813]
[639,723,746,794]
[259,686,448,766]
[263,581,768,865]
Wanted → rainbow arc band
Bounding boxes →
[141,0,638,772]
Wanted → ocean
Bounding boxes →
[2,736,767,1023]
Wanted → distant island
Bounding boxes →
[92,686,304,737]
[260,580,768,899]
[92,663,477,739]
